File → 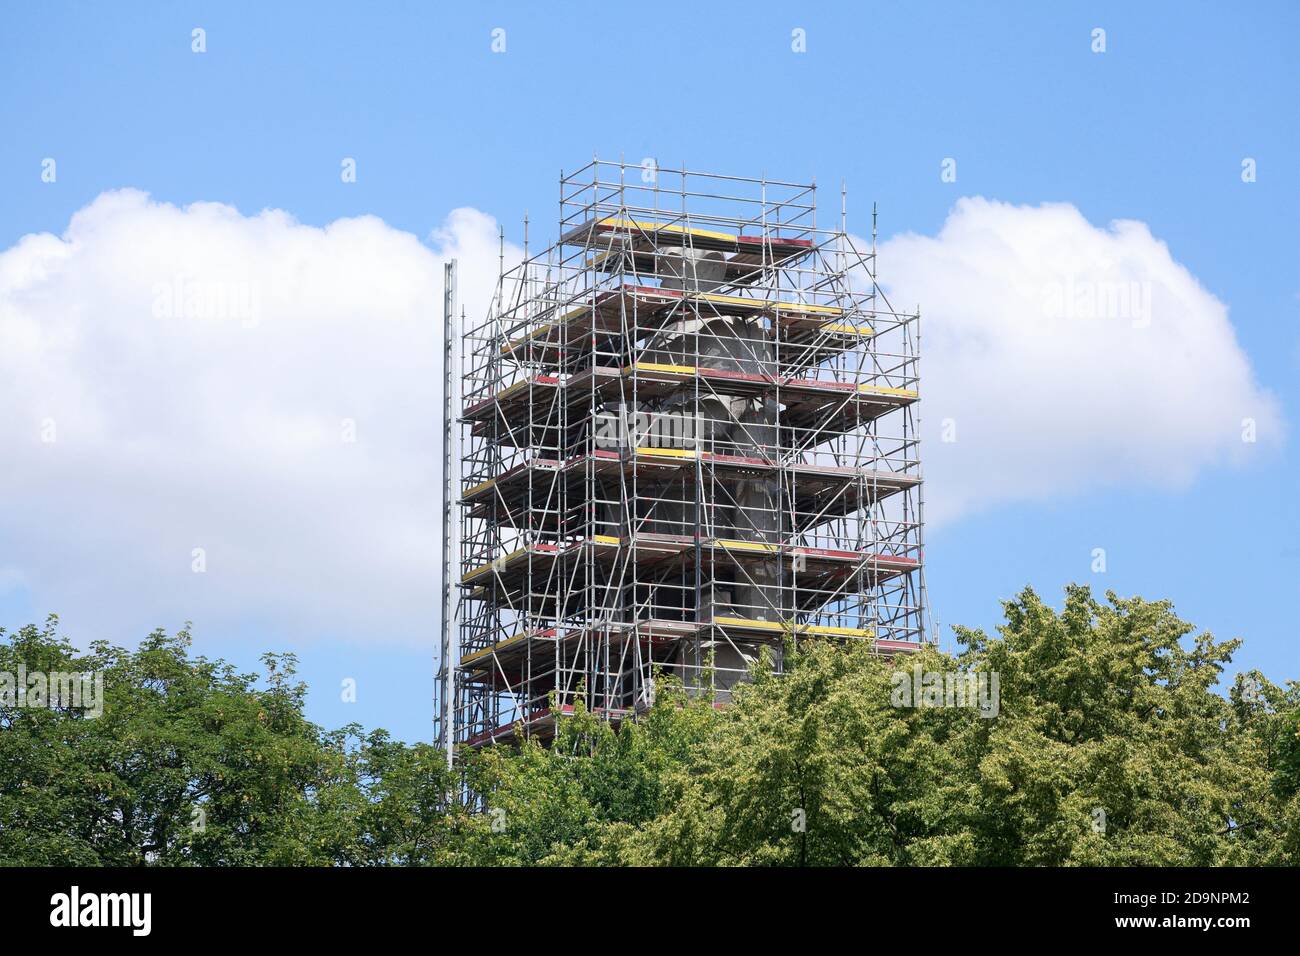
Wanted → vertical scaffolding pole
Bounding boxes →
[437,259,459,767]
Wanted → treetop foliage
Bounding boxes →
[3,586,1297,866]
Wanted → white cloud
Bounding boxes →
[0,191,1279,647]
[876,197,1282,527]
[0,190,515,647]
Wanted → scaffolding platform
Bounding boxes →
[500,284,873,369]
[461,449,920,533]
[559,216,815,260]
[465,364,917,444]
[459,619,920,688]
[461,534,919,617]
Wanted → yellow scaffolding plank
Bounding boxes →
[459,631,531,668]
[462,477,496,499]
[595,217,737,245]
[696,291,842,316]
[819,321,874,335]
[635,446,698,459]
[630,362,697,376]
[715,539,780,553]
[462,546,533,584]
[712,616,875,640]
[858,384,918,397]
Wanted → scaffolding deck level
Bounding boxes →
[501,285,870,364]
[459,619,921,681]
[585,246,810,286]
[461,536,919,613]
[463,703,631,749]
[461,449,919,530]
[559,217,815,258]
[464,364,917,441]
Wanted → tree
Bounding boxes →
[617,586,1297,865]
[1,617,341,865]
[3,586,1296,866]
[445,685,716,865]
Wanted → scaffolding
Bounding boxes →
[436,159,925,753]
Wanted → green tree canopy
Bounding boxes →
[614,586,1298,865]
[3,586,1297,866]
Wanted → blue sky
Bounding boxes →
[2,1,1296,742]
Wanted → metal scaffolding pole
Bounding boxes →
[436,259,458,766]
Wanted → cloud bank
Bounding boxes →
[877,197,1281,527]
[0,190,514,646]
[0,192,1279,646]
